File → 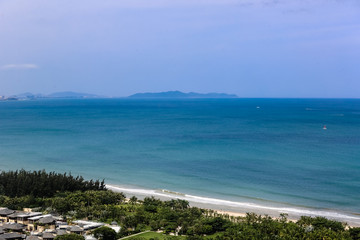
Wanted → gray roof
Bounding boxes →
[56,230,67,236]
[28,214,52,221]
[38,217,56,225]
[42,233,55,239]
[7,213,22,218]
[0,233,25,240]
[0,209,15,216]
[8,212,41,219]
[25,236,40,240]
[69,226,83,232]
[0,227,5,234]
[17,212,42,218]
[3,223,26,231]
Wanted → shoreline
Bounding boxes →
[106,184,360,227]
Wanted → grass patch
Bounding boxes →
[126,231,185,240]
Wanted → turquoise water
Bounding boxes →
[0,99,359,220]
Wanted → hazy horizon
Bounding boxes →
[1,0,359,98]
[4,90,360,99]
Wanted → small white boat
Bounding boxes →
[323,125,327,130]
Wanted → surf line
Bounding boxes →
[106,184,360,222]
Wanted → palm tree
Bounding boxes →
[129,196,138,205]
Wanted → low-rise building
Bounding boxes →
[27,216,56,233]
[0,233,25,240]
[69,226,83,235]
[0,209,15,223]
[8,213,42,225]
[36,217,56,233]
[26,236,41,240]
[41,233,55,240]
[0,207,105,240]
[2,223,26,233]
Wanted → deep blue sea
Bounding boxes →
[0,99,359,223]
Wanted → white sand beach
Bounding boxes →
[106,184,360,227]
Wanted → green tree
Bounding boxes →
[349,227,360,240]
[92,226,117,240]
[54,234,85,240]
[129,196,138,205]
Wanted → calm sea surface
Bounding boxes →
[0,99,359,220]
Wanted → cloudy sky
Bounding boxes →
[0,0,359,97]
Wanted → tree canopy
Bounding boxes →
[92,227,117,240]
[1,170,359,239]
[54,234,85,240]
[0,169,105,197]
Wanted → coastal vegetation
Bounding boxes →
[54,234,85,240]
[92,226,117,240]
[0,169,105,197]
[0,170,359,240]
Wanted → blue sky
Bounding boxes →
[0,0,359,97]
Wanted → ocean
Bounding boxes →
[0,98,359,224]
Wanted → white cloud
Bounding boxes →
[0,64,39,70]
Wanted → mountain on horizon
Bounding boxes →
[128,91,237,98]
[14,91,102,99]
[47,91,101,98]
[12,91,237,100]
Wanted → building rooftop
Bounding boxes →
[55,230,67,236]
[42,233,55,239]
[3,223,26,231]
[38,217,56,225]
[72,220,104,230]
[25,236,40,240]
[69,226,83,232]
[0,209,15,216]
[0,233,25,240]
[28,215,52,221]
[8,212,41,219]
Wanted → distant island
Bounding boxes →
[128,91,238,98]
[1,91,103,100]
[1,91,238,101]
[46,91,102,98]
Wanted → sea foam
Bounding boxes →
[106,184,360,225]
